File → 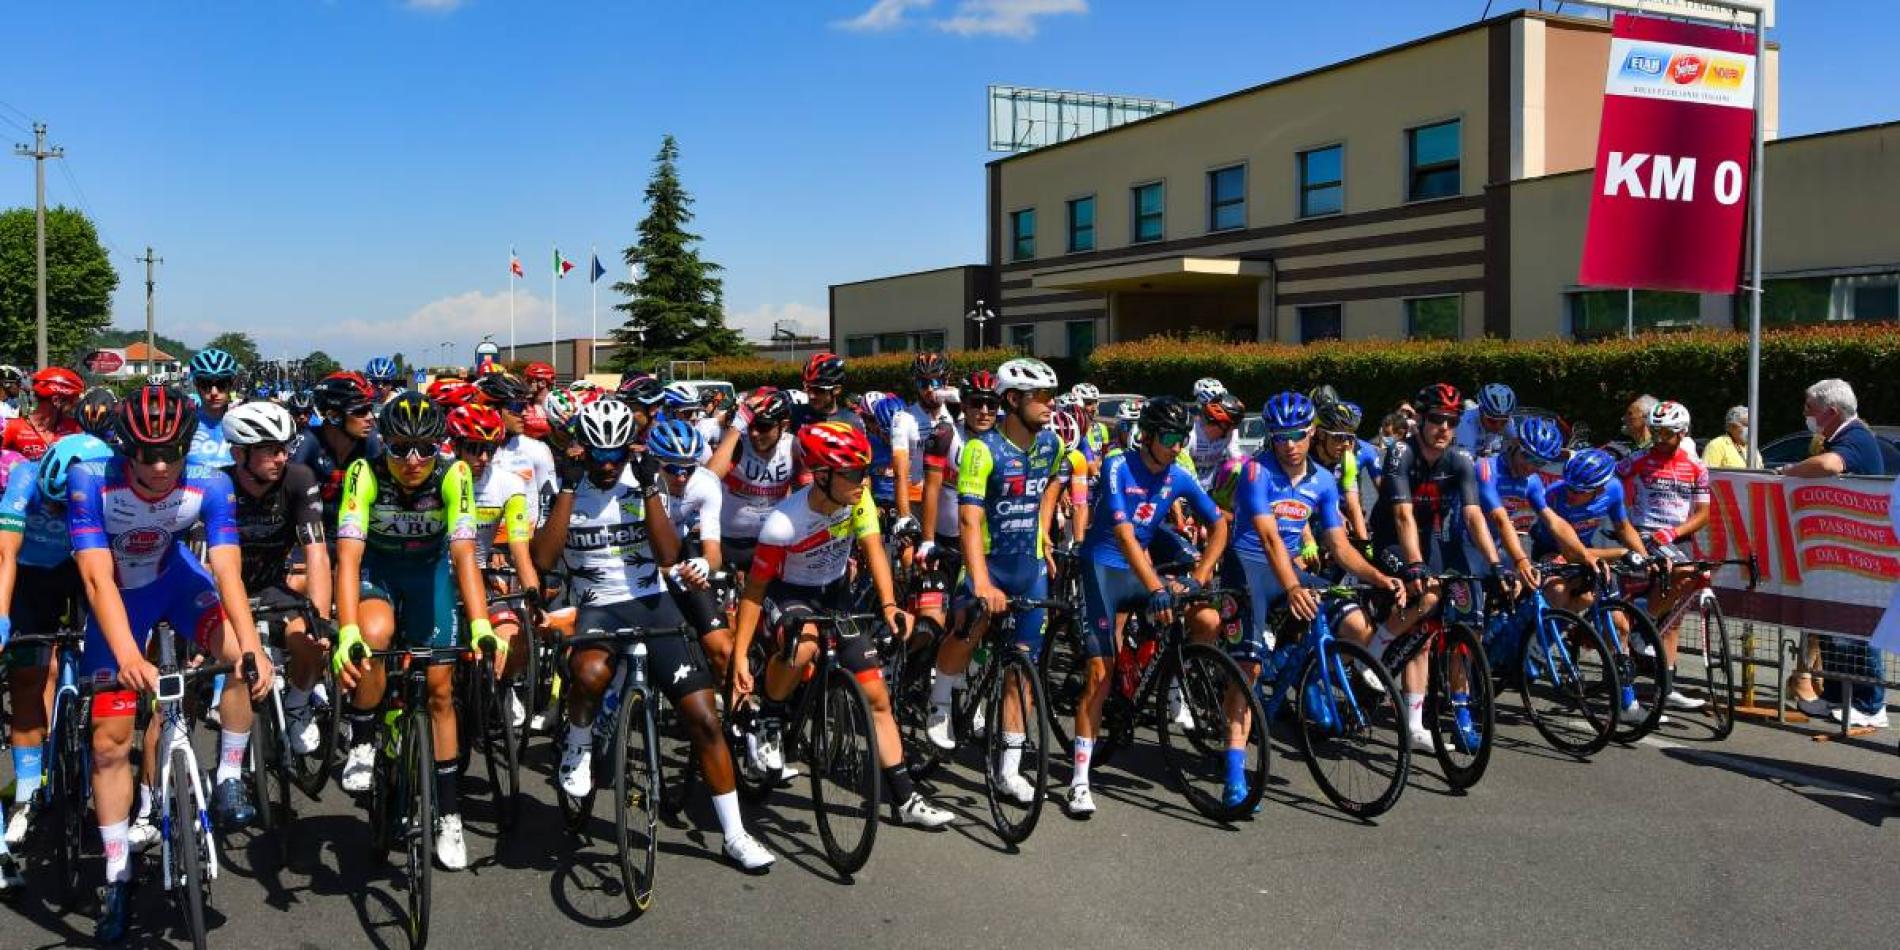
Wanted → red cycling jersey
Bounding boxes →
[1616,446,1710,533]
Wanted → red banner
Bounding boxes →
[1699,472,1897,640]
[1577,14,1758,294]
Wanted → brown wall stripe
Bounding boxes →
[1277,276,1485,307]
[1484,21,1514,339]
[1276,249,1486,285]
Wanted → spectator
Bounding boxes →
[1779,379,1888,728]
[1702,405,1763,469]
[1619,394,1701,462]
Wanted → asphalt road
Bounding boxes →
[3,701,1896,949]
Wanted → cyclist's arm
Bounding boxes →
[0,530,19,622]
[1489,505,1531,570]
[206,544,264,655]
[1462,503,1504,567]
[334,459,376,634]
[1538,509,1593,564]
[1324,525,1390,586]
[303,539,333,621]
[75,549,139,660]
[708,426,741,479]
[891,447,913,521]
[859,530,902,611]
[290,464,332,617]
[730,567,770,681]
[1673,499,1711,543]
[1392,501,1424,565]
[531,482,575,574]
[443,462,491,629]
[957,440,996,593]
[500,493,539,595]
[0,471,26,622]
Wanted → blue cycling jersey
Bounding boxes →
[1356,439,1381,478]
[0,461,75,568]
[1082,448,1219,570]
[68,458,240,590]
[188,406,233,469]
[1231,455,1342,564]
[1476,456,1549,538]
[1532,478,1630,551]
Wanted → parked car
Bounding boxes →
[1236,415,1266,456]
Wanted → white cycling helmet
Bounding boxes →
[995,357,1060,394]
[1648,400,1691,433]
[1071,382,1100,401]
[223,400,299,446]
[1054,392,1080,410]
[1116,398,1144,422]
[577,398,637,449]
[787,388,810,406]
[1477,382,1518,419]
[1193,377,1227,405]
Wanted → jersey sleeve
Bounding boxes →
[336,458,377,542]
[1688,459,1711,504]
[1234,458,1269,523]
[1451,449,1484,508]
[1380,441,1415,505]
[957,438,994,507]
[443,461,478,543]
[1605,480,1630,525]
[499,493,532,544]
[0,461,36,533]
[851,489,880,539]
[891,413,920,454]
[66,460,110,552]
[1313,470,1345,533]
[1524,473,1549,513]
[528,440,557,521]
[1173,464,1222,524]
[1475,457,1505,513]
[286,463,326,547]
[198,468,241,548]
[1099,453,1135,527]
[750,509,794,583]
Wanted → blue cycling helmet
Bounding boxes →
[1514,416,1564,463]
[1563,448,1617,491]
[863,391,904,433]
[189,347,239,380]
[365,356,400,383]
[661,382,697,408]
[37,433,114,501]
[647,418,704,464]
[1478,382,1517,419]
[1262,391,1316,431]
[255,383,274,399]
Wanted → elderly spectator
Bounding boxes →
[1703,405,1763,469]
[1619,394,1701,462]
[1780,379,1888,728]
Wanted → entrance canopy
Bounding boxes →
[1032,255,1272,293]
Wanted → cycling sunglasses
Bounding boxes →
[345,404,376,418]
[827,466,870,483]
[1322,429,1357,442]
[501,401,528,413]
[1154,430,1188,449]
[916,377,943,389]
[661,462,697,478]
[1269,427,1312,444]
[1423,412,1460,427]
[587,445,630,464]
[132,443,186,465]
[455,440,500,457]
[194,376,237,391]
[964,398,1001,412]
[387,441,437,461]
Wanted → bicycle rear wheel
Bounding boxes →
[404,711,435,950]
[293,668,342,799]
[471,666,521,831]
[613,691,659,915]
[1159,643,1269,821]
[895,617,945,781]
[1518,608,1618,759]
[983,651,1049,844]
[807,667,880,875]
[49,691,86,909]
[254,693,295,863]
[1599,600,1667,742]
[1298,639,1408,819]
[170,751,209,950]
[1691,596,1736,739]
[1427,623,1494,790]
[1036,612,1086,751]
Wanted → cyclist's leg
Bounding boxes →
[160,559,260,811]
[932,570,983,712]
[80,585,167,887]
[1073,559,1146,794]
[6,565,69,815]
[339,570,398,790]
[641,592,764,855]
[759,588,821,704]
[991,562,1045,780]
[672,585,732,685]
[824,579,946,824]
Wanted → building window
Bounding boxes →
[915,330,946,351]
[1298,145,1343,217]
[1406,119,1461,202]
[1404,296,1462,341]
[1297,304,1342,343]
[1132,182,1164,243]
[1207,165,1245,232]
[1067,196,1095,253]
[845,335,875,358]
[1010,208,1036,261]
[1066,319,1096,362]
[877,332,912,353]
[1759,272,1900,326]
[1008,324,1036,353]
[1565,290,1700,341]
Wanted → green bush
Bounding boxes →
[706,348,1029,396]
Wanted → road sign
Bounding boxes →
[988,85,1172,153]
[83,348,125,374]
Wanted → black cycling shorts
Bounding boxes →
[7,561,84,668]
[573,594,714,704]
[763,578,883,682]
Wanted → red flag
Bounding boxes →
[509,247,524,279]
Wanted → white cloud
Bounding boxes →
[725,302,826,342]
[933,0,1085,39]
[253,288,569,366]
[835,0,934,32]
[403,0,466,12]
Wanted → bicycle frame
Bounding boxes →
[151,625,245,895]
[1255,591,1370,727]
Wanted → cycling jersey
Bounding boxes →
[789,403,864,433]
[188,407,233,468]
[1230,455,1343,564]
[1616,446,1710,533]
[1532,479,1631,554]
[1082,449,1220,570]
[559,454,667,607]
[718,431,797,541]
[335,456,478,561]
[233,462,325,591]
[1454,407,1516,459]
[1185,421,1242,488]
[1369,437,1484,558]
[292,429,385,527]
[958,428,1062,565]
[492,433,556,526]
[662,466,724,543]
[0,460,76,569]
[751,486,879,589]
[899,403,938,493]
[68,458,239,590]
[693,416,723,458]
[1,416,80,461]
[470,465,532,562]
[1476,455,1550,536]
[869,411,921,504]
[1084,420,1111,461]
[922,420,966,539]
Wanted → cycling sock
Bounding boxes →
[101,820,131,884]
[998,733,1024,776]
[11,745,42,803]
[137,784,157,821]
[1368,625,1397,659]
[215,730,249,784]
[1403,692,1425,733]
[1225,748,1246,786]
[563,722,591,751]
[346,708,377,747]
[711,790,744,839]
[1071,737,1093,788]
[929,672,962,707]
[884,763,915,805]
[434,760,459,817]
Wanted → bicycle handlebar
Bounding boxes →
[3,630,86,650]
[563,625,695,649]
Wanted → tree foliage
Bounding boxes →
[608,135,748,372]
[303,350,342,379]
[203,331,261,368]
[0,206,118,366]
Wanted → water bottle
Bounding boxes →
[595,683,622,743]
[381,709,402,759]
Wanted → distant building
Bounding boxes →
[103,341,184,378]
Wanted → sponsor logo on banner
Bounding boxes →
[1666,53,1706,84]
[1704,58,1746,89]
[1620,48,1667,79]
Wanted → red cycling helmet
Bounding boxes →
[426,377,479,409]
[802,351,847,389]
[114,385,198,450]
[446,404,506,443]
[1203,394,1245,427]
[32,367,84,401]
[523,361,556,384]
[966,370,998,394]
[1414,383,1463,417]
[798,421,872,471]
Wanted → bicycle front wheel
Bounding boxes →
[613,691,659,915]
[1036,612,1085,751]
[1427,623,1495,790]
[1692,595,1736,739]
[807,667,881,875]
[50,691,86,909]
[1599,600,1667,742]
[1159,643,1269,821]
[984,650,1049,844]
[1298,639,1408,820]
[472,668,521,831]
[170,750,209,950]
[404,710,435,949]
[1519,608,1618,759]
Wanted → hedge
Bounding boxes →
[704,327,1900,444]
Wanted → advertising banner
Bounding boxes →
[1696,471,1896,641]
[1577,14,1758,294]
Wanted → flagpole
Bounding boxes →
[551,244,560,378]
[590,244,599,376]
[508,248,517,363]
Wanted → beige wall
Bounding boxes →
[831,266,973,351]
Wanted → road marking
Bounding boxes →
[1637,735,1879,801]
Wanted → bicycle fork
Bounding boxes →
[157,709,217,889]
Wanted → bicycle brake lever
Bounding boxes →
[241,652,260,686]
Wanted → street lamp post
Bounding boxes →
[440,341,451,373]
[965,299,997,350]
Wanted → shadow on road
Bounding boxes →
[1659,746,1897,826]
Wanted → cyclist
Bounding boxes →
[1070,383,1110,467]
[1311,399,1374,545]
[1186,393,1246,490]
[332,392,498,872]
[926,359,1063,780]
[860,391,917,529]
[1110,399,1143,449]
[1192,377,1227,406]
[224,401,334,755]
[72,386,274,942]
[365,356,404,405]
[449,404,539,726]
[294,371,385,526]
[284,389,317,457]
[615,375,670,448]
[1047,408,1092,551]
[2,366,84,461]
[472,372,557,525]
[1456,382,1519,458]
[1069,397,1228,819]
[710,388,799,576]
[533,399,774,871]
[1367,383,1516,748]
[694,388,726,449]
[647,419,737,681]
[793,351,863,431]
[77,386,120,444]
[1221,392,1404,803]
[730,421,954,830]
[0,365,22,421]
[1615,399,1713,714]
[0,435,113,867]
[185,347,243,469]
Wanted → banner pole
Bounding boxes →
[1744,15,1765,467]
[509,260,516,363]
[552,246,560,379]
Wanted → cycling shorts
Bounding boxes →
[251,581,314,647]
[1220,553,1357,667]
[83,557,225,713]
[573,594,713,705]
[723,535,758,576]
[360,555,458,650]
[6,560,83,670]
[1081,559,1152,660]
[955,557,1048,656]
[763,578,883,683]
[671,585,728,640]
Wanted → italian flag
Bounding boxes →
[555,249,576,278]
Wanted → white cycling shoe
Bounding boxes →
[559,738,594,798]
[925,705,957,751]
[896,792,953,829]
[285,701,322,756]
[340,743,376,793]
[1065,784,1096,818]
[435,814,468,871]
[991,771,1037,805]
[723,832,775,872]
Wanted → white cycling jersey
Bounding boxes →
[719,431,797,540]
[493,433,557,526]
[1185,420,1242,489]
[664,466,724,543]
[561,461,665,606]
[470,465,530,562]
[751,486,880,589]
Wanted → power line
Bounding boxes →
[52,157,120,256]
[0,99,33,136]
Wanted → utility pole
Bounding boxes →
[14,123,64,369]
[135,247,162,378]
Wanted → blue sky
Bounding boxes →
[5,0,1894,367]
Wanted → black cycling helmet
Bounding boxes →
[616,374,666,407]
[1308,384,1341,409]
[378,391,446,443]
[912,351,948,382]
[753,389,793,427]
[474,372,531,407]
[1316,399,1364,433]
[802,351,847,389]
[77,387,119,437]
[1138,396,1193,437]
[115,385,198,451]
[313,372,375,417]
[286,390,315,413]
